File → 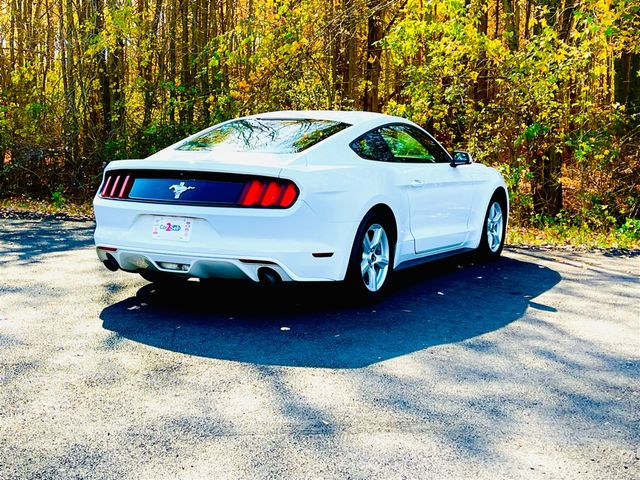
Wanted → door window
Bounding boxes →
[378,125,450,164]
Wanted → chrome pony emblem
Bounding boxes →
[169,181,195,199]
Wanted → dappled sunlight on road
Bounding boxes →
[1,220,638,479]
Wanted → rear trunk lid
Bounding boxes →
[100,151,304,208]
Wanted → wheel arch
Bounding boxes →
[344,202,398,297]
[342,203,398,276]
[363,203,398,247]
[492,186,509,216]
[466,179,510,251]
[477,186,509,257]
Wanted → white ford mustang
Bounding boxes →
[94,110,508,298]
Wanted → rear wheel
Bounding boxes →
[346,214,394,299]
[478,196,506,258]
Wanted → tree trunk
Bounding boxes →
[62,0,80,188]
[336,0,358,105]
[168,1,177,124]
[615,52,640,114]
[532,148,563,216]
[503,0,519,52]
[474,0,489,105]
[95,0,111,137]
[363,3,383,112]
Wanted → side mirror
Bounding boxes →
[451,151,473,167]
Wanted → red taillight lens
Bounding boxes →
[109,175,121,197]
[118,175,131,197]
[100,175,113,197]
[238,179,298,208]
[100,172,133,199]
[280,184,297,207]
[260,182,282,207]
[239,180,265,206]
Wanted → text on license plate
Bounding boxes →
[151,216,193,242]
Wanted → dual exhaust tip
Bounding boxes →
[102,253,281,286]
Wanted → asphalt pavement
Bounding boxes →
[0,219,638,479]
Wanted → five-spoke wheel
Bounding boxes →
[347,213,394,299]
[479,196,506,257]
[360,224,391,292]
[486,201,504,253]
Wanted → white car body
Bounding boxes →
[94,110,508,288]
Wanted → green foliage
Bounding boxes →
[0,0,637,232]
[617,218,640,239]
[383,0,639,227]
[508,222,640,249]
[497,162,533,222]
[51,185,67,209]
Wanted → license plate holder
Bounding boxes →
[151,216,193,242]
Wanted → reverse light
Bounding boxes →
[158,262,190,271]
[238,179,298,208]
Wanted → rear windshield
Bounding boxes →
[177,118,350,154]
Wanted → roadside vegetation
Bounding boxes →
[508,223,640,249]
[2,195,638,250]
[0,196,93,218]
[0,0,638,246]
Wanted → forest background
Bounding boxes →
[1,0,639,242]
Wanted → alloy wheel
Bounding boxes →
[486,201,504,253]
[360,224,390,292]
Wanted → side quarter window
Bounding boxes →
[349,130,392,162]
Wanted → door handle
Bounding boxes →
[410,180,425,187]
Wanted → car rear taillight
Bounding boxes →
[100,172,133,199]
[98,169,298,208]
[238,179,298,208]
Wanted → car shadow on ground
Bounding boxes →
[100,254,561,368]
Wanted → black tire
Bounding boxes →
[477,194,507,259]
[345,212,395,300]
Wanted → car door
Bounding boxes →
[376,124,474,253]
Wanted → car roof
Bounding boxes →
[247,110,400,126]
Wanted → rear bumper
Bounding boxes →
[96,247,298,282]
[93,196,358,282]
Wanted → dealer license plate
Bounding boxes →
[151,216,193,242]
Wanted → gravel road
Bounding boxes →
[1,219,638,479]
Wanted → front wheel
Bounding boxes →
[346,215,394,299]
[478,197,506,258]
